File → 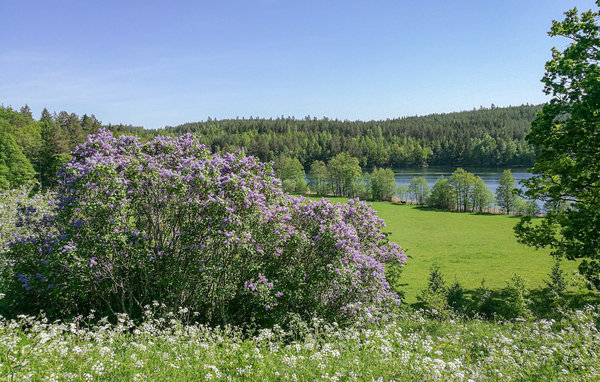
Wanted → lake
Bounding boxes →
[393,166,532,195]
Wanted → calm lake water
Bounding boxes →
[393,166,532,194]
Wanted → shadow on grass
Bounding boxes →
[411,205,524,218]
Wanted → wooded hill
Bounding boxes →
[166,104,540,168]
[0,104,540,189]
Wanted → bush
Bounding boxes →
[502,274,531,319]
[427,176,456,210]
[370,168,396,201]
[3,130,406,326]
[516,199,540,217]
[472,279,496,319]
[0,185,56,302]
[417,265,450,318]
[446,280,466,313]
[544,260,567,308]
[0,184,56,254]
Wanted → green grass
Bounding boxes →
[308,196,581,304]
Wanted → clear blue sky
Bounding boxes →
[1,0,597,129]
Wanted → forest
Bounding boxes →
[166,104,540,168]
[0,103,540,189]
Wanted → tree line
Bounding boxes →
[1,103,539,190]
[166,104,540,169]
[0,106,144,189]
[274,153,547,216]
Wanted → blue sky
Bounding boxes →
[1,0,597,129]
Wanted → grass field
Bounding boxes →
[309,196,583,304]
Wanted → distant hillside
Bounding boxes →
[0,104,541,189]
[166,104,541,168]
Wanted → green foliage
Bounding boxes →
[515,199,540,217]
[417,265,450,317]
[543,199,569,214]
[502,274,532,319]
[0,107,41,166]
[395,184,410,202]
[0,120,35,189]
[426,169,495,213]
[471,176,495,212]
[274,155,307,193]
[0,104,542,188]
[38,110,70,188]
[409,176,430,204]
[308,160,329,195]
[168,105,540,169]
[353,174,372,200]
[449,168,475,211]
[544,260,567,308]
[370,167,396,201]
[473,280,496,319]
[427,176,456,210]
[326,152,362,197]
[516,1,600,289]
[424,265,447,295]
[496,169,518,214]
[446,280,466,313]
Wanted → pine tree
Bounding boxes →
[39,109,69,188]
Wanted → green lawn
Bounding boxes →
[309,196,581,303]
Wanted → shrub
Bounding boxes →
[544,260,567,308]
[502,274,531,319]
[3,130,406,326]
[0,184,56,254]
[473,279,496,319]
[0,185,56,304]
[370,168,396,201]
[274,156,307,193]
[446,280,466,313]
[427,176,456,210]
[417,265,450,317]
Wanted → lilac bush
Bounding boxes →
[3,130,406,325]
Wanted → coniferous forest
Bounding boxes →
[166,104,539,168]
[0,103,539,189]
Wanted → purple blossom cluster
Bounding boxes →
[5,129,406,325]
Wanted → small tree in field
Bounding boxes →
[308,160,329,195]
[427,176,456,210]
[370,167,396,201]
[275,155,307,193]
[472,176,495,212]
[417,265,450,317]
[409,176,430,204]
[496,169,518,214]
[544,260,567,308]
[449,168,474,212]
